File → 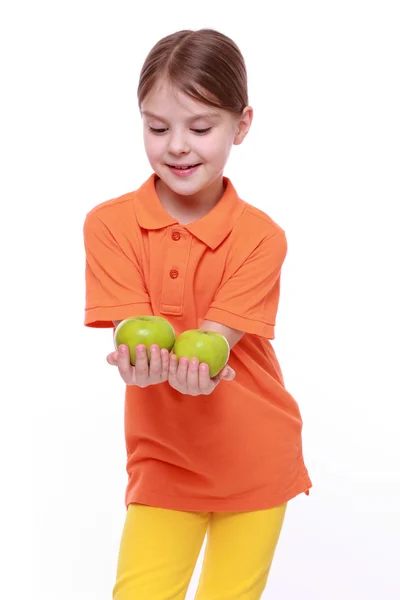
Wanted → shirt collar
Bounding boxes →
[135,173,245,250]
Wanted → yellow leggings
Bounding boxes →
[113,502,287,599]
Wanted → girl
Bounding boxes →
[84,28,312,600]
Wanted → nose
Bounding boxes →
[167,130,190,155]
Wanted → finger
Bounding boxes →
[168,353,178,385]
[187,358,200,394]
[198,362,213,393]
[160,348,170,381]
[176,357,189,386]
[106,350,119,365]
[117,345,134,383]
[211,366,235,387]
[222,366,236,381]
[148,345,162,380]
[134,345,149,386]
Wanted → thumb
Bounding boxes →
[222,365,236,381]
[106,350,119,365]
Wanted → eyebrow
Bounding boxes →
[141,110,220,121]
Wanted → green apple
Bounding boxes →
[114,316,175,365]
[173,329,230,378]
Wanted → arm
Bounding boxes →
[168,230,287,396]
[83,212,152,328]
[199,319,244,349]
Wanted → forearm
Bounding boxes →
[198,319,244,349]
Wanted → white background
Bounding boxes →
[1,0,399,598]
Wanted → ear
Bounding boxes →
[233,106,253,145]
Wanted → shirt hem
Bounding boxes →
[124,477,312,513]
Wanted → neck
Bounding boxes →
[155,177,225,225]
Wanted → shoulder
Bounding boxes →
[83,188,143,242]
[241,202,285,238]
[220,200,288,275]
[84,190,136,225]
[83,189,146,260]
[231,200,287,256]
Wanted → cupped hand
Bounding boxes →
[106,344,170,387]
[168,353,236,396]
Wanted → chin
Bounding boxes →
[168,183,204,197]
[159,170,208,196]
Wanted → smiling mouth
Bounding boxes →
[167,163,201,170]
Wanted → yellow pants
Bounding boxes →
[113,502,287,599]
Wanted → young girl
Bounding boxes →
[84,28,312,600]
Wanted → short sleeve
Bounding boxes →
[204,230,287,338]
[83,211,153,327]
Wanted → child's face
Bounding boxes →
[140,80,251,198]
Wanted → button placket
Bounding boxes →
[160,229,191,316]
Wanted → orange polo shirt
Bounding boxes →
[83,173,312,512]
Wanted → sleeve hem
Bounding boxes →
[84,302,153,328]
[204,307,275,339]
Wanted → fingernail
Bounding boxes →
[120,346,126,353]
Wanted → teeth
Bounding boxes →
[173,165,195,170]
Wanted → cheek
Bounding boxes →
[143,132,163,160]
[203,134,233,162]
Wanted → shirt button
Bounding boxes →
[169,269,179,279]
[172,231,181,241]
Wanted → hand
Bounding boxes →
[106,344,170,387]
[168,354,236,396]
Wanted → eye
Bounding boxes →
[191,128,212,135]
[149,126,168,134]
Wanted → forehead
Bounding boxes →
[141,80,224,120]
